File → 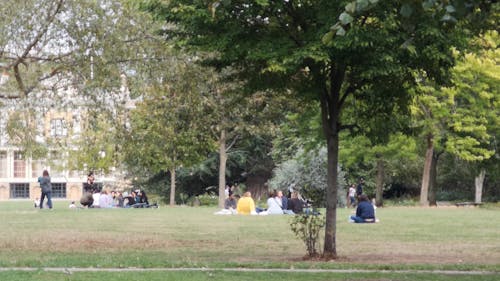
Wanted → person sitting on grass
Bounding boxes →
[236,191,257,215]
[224,193,237,210]
[263,190,284,215]
[214,194,239,215]
[287,191,305,214]
[349,194,377,223]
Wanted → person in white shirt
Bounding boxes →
[348,184,356,207]
[92,190,101,208]
[265,190,284,215]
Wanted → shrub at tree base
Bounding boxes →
[290,214,326,258]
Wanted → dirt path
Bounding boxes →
[0,267,498,276]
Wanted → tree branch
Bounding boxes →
[6,0,65,95]
[225,134,240,152]
[338,84,354,109]
[14,0,65,67]
[13,64,26,97]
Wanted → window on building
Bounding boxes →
[10,183,29,198]
[50,118,67,137]
[0,151,7,178]
[52,183,67,198]
[14,151,26,178]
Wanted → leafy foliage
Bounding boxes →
[290,214,326,257]
[0,0,160,98]
[269,146,347,208]
[141,0,496,257]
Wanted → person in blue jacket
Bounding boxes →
[350,194,375,223]
[38,170,53,209]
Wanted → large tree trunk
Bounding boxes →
[321,62,344,259]
[218,129,227,209]
[428,152,439,206]
[375,157,384,207]
[420,134,434,206]
[169,167,176,206]
[475,169,486,204]
[323,127,339,259]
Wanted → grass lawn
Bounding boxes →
[0,201,499,280]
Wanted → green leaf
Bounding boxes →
[445,5,456,13]
[255,0,269,7]
[441,14,457,22]
[339,12,354,25]
[422,0,436,10]
[336,26,346,36]
[400,4,413,18]
[322,30,335,44]
[356,0,370,12]
[345,2,356,14]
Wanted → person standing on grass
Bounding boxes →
[356,177,364,197]
[348,184,356,208]
[38,170,52,209]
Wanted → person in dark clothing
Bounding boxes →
[277,190,288,210]
[83,172,96,192]
[80,192,94,207]
[350,194,376,223]
[224,194,237,210]
[38,170,52,209]
[287,191,304,214]
[139,190,149,206]
[356,177,364,197]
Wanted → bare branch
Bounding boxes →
[13,0,65,68]
[13,64,26,97]
[225,134,240,152]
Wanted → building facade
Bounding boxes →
[0,73,135,201]
[0,148,84,201]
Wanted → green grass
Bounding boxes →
[0,201,499,280]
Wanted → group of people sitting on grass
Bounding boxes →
[216,188,379,222]
[215,189,312,216]
[78,172,157,209]
[78,188,157,209]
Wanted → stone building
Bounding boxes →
[0,74,134,202]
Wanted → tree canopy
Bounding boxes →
[142,0,496,258]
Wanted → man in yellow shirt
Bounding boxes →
[236,191,256,215]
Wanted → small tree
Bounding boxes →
[290,214,326,258]
[124,59,216,205]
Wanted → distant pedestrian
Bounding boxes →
[38,170,52,209]
[348,184,356,207]
[356,178,364,197]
